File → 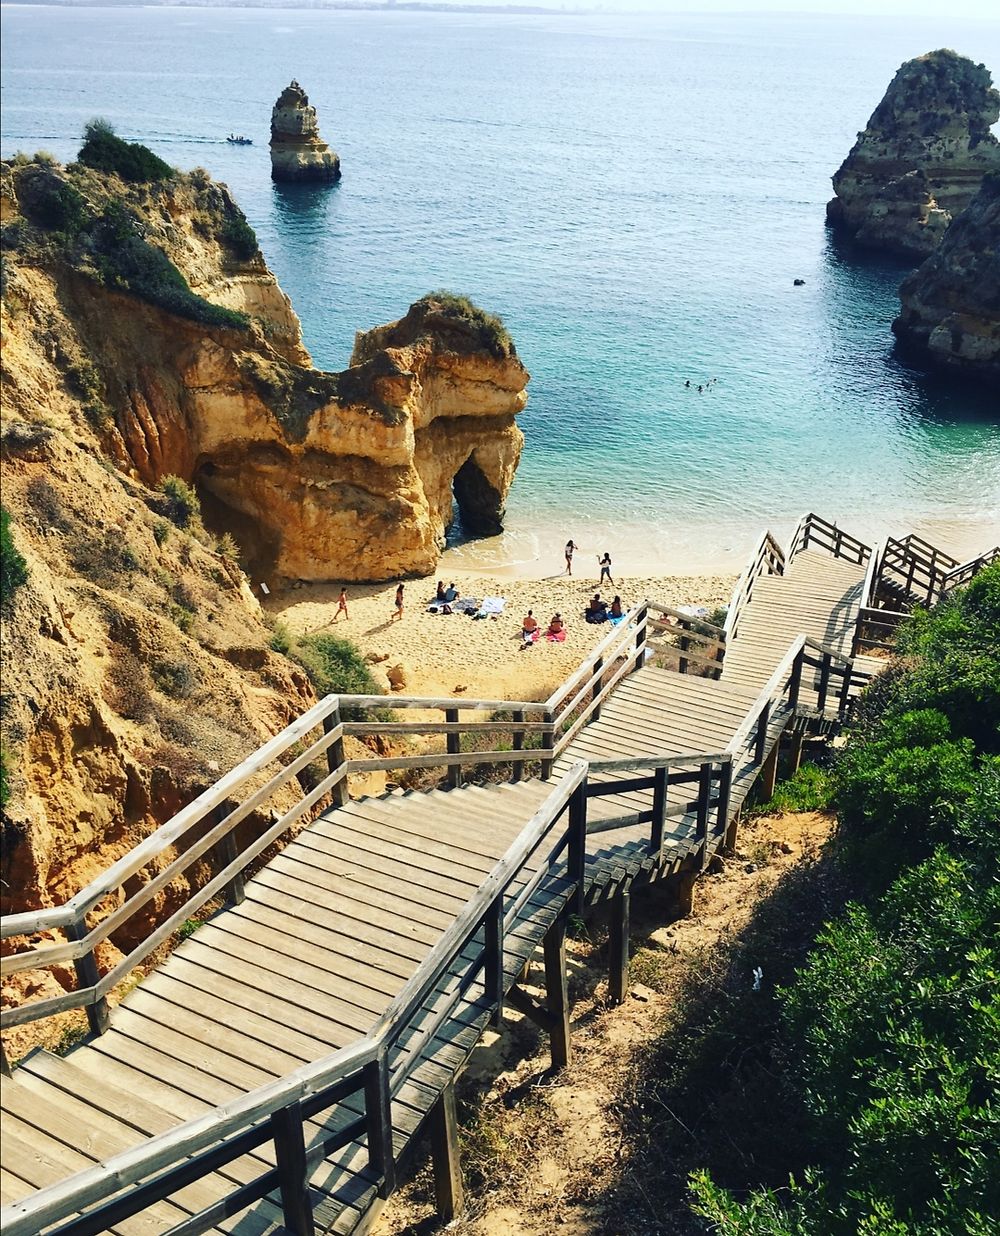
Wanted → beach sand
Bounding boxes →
[268,568,736,704]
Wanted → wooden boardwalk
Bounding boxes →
[6,515,984,1236]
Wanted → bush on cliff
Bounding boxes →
[290,635,385,722]
[92,201,248,330]
[219,212,259,262]
[421,291,514,358]
[78,119,173,184]
[689,564,1000,1236]
[1,507,29,609]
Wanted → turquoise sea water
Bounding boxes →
[2,6,999,572]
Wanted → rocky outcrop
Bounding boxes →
[827,49,1000,259]
[1,158,527,587]
[892,174,1000,384]
[269,81,341,184]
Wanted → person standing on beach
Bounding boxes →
[393,583,404,622]
[598,552,614,585]
[564,540,578,576]
[334,587,349,622]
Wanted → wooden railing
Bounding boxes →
[788,512,871,567]
[0,766,591,1236]
[0,608,654,1036]
[723,529,785,641]
[645,603,726,678]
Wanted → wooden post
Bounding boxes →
[445,707,462,789]
[760,741,779,801]
[0,1038,11,1078]
[544,917,571,1070]
[715,760,733,847]
[66,919,110,1037]
[817,653,832,713]
[592,655,605,722]
[696,762,713,870]
[541,709,555,780]
[364,1050,396,1198]
[511,710,524,784]
[838,661,853,715]
[788,651,802,712]
[214,803,245,907]
[755,700,771,764]
[271,1101,316,1236]
[724,808,741,852]
[568,782,587,915]
[430,1080,464,1223]
[678,631,690,676]
[649,765,668,858]
[670,869,697,918]
[323,706,348,807]
[787,731,804,777]
[608,890,630,1006]
[485,894,504,1028]
[633,605,648,674]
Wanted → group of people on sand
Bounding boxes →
[585,593,624,624]
[564,541,615,585]
[520,609,565,649]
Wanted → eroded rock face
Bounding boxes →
[270,80,341,184]
[892,175,1000,384]
[827,49,1000,259]
[1,158,528,589]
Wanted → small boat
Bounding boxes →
[226,134,253,146]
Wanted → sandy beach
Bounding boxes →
[268,568,737,704]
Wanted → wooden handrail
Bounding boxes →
[545,602,648,715]
[724,528,784,640]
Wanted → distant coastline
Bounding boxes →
[3,0,582,12]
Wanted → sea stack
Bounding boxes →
[269,80,341,184]
[892,174,1000,385]
[826,49,1000,259]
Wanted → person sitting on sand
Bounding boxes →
[521,609,539,648]
[585,594,608,624]
[546,613,566,642]
[393,583,404,621]
[443,582,458,603]
[610,595,623,619]
[334,587,349,622]
[435,580,447,602]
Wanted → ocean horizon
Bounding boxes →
[2,5,999,573]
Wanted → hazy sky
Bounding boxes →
[435,0,999,15]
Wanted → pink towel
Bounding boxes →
[546,629,566,642]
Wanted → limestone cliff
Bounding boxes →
[892,174,1000,385]
[1,158,528,585]
[827,49,1000,259]
[270,81,341,184]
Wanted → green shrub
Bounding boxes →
[78,119,173,184]
[152,520,171,547]
[420,291,514,358]
[20,174,88,235]
[753,761,832,816]
[268,622,293,655]
[159,475,200,530]
[290,635,384,721]
[0,507,29,608]
[218,212,258,261]
[90,201,248,330]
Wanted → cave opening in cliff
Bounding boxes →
[452,454,504,539]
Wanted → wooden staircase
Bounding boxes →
[2,514,993,1236]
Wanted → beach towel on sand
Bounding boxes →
[546,629,567,643]
[454,597,480,615]
[479,596,506,616]
[522,628,539,644]
[608,613,627,626]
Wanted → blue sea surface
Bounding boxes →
[2,6,999,571]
